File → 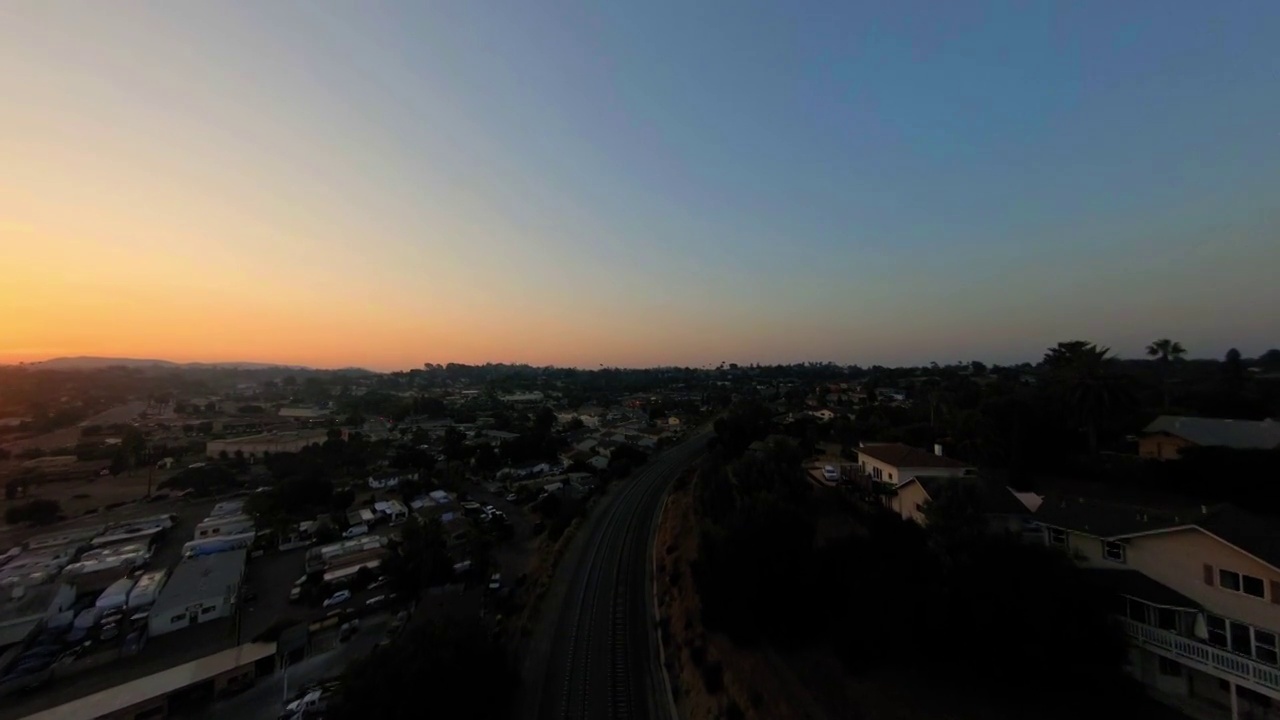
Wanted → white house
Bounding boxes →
[855,443,974,486]
[1037,500,1280,720]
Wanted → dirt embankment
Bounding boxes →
[654,474,824,720]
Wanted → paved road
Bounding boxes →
[187,615,388,720]
[1,401,148,452]
[522,432,710,720]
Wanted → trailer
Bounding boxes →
[95,577,137,610]
[182,532,256,559]
[192,514,255,541]
[127,569,168,609]
[323,559,382,587]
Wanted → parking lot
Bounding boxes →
[0,478,541,720]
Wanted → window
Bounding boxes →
[1158,657,1182,677]
[1231,622,1254,656]
[1218,568,1267,599]
[1207,615,1228,647]
[888,473,893,481]
[170,614,185,624]
[1220,569,1242,591]
[1242,575,1267,599]
[1156,608,1179,632]
[1048,527,1068,547]
[1103,540,1126,563]
[201,605,216,615]
[1256,631,1279,666]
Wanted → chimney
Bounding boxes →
[934,443,944,457]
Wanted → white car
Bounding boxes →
[343,524,369,539]
[822,465,839,482]
[323,590,352,608]
[487,573,501,592]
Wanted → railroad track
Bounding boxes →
[534,433,709,720]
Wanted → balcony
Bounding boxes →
[1121,618,1280,694]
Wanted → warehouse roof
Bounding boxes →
[152,549,246,615]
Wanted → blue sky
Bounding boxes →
[2,1,1277,369]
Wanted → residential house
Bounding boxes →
[1036,498,1280,720]
[595,439,621,458]
[587,455,609,471]
[483,430,521,444]
[1140,416,1280,460]
[559,448,594,468]
[856,443,974,486]
[367,470,419,490]
[890,475,1036,535]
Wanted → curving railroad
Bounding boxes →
[524,432,710,720]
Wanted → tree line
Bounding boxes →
[688,404,1148,714]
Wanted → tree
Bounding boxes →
[5,499,62,526]
[1042,341,1135,455]
[1146,338,1187,408]
[327,619,515,720]
[1224,348,1245,393]
[384,515,451,597]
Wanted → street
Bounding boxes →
[186,614,389,720]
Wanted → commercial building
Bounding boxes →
[24,642,276,720]
[148,549,247,637]
[1037,499,1280,720]
[204,430,330,459]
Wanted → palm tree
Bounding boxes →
[1146,338,1187,408]
[1043,341,1135,455]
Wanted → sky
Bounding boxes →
[1,1,1278,371]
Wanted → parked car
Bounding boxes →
[99,623,120,641]
[288,586,303,603]
[505,493,519,503]
[364,595,387,610]
[343,524,369,539]
[323,590,352,608]
[487,573,501,592]
[338,620,360,643]
[367,576,389,591]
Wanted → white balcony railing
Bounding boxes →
[1121,617,1280,694]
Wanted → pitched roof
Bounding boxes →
[1080,569,1199,609]
[1034,496,1189,538]
[1143,415,1280,450]
[911,475,1031,516]
[857,443,971,470]
[1036,497,1280,572]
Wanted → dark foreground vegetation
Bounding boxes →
[327,617,516,720]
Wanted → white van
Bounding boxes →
[343,524,369,539]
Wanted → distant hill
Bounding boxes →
[26,356,312,371]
